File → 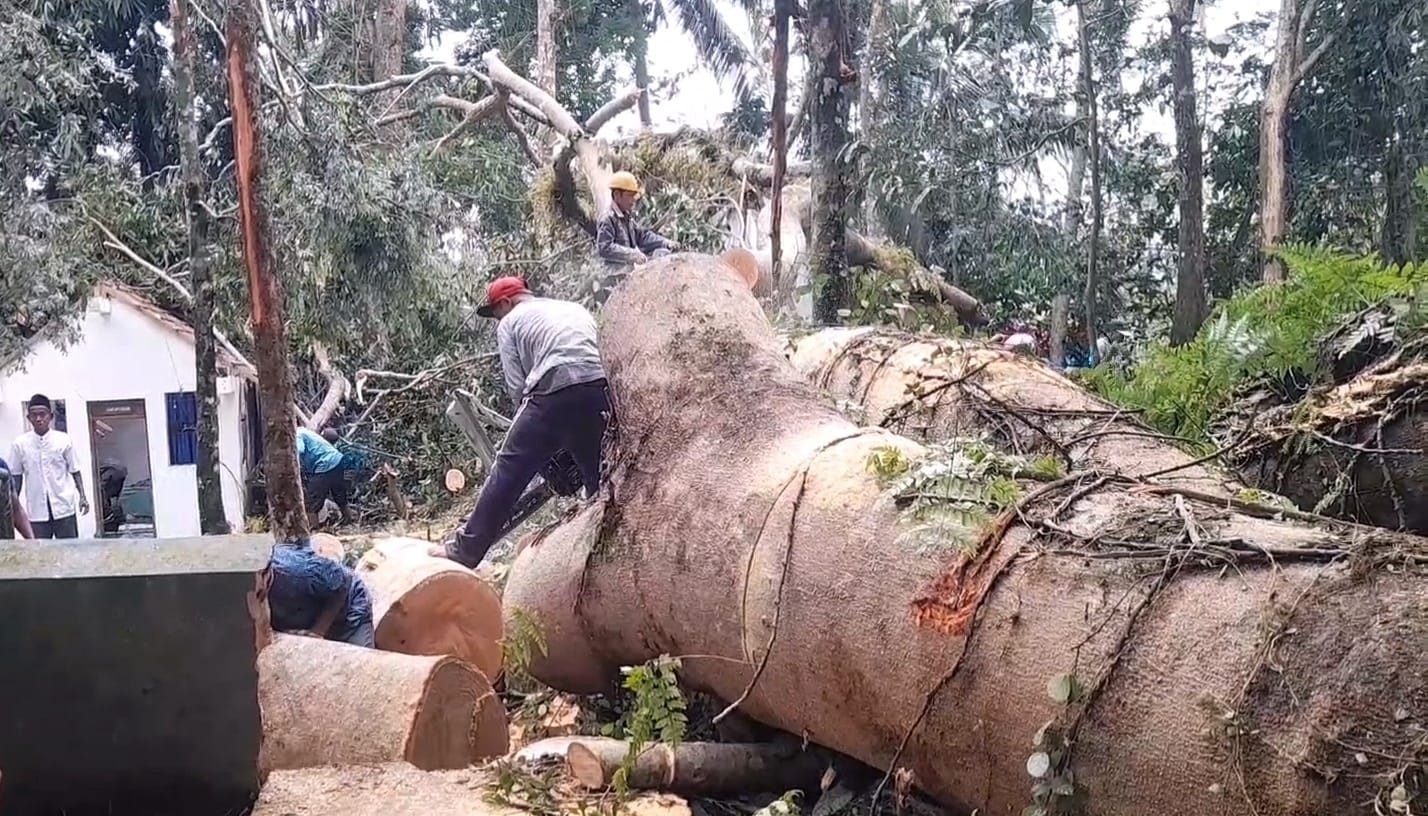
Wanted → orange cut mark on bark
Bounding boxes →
[911,511,1022,636]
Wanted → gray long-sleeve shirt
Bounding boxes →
[497,298,606,408]
[596,208,674,269]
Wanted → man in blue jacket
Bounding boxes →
[267,538,374,647]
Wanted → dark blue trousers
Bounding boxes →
[450,379,610,567]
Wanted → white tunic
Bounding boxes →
[10,430,81,521]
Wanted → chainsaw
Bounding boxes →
[445,389,586,543]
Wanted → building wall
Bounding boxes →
[0,296,247,537]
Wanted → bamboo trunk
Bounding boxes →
[356,537,504,680]
[562,738,824,797]
[502,256,1428,815]
[258,634,507,771]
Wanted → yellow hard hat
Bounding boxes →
[609,171,642,194]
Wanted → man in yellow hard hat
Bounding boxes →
[595,171,679,298]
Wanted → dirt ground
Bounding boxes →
[252,764,513,816]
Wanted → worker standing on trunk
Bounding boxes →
[440,277,610,568]
[595,171,679,302]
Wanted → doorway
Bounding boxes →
[87,400,156,538]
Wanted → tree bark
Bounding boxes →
[372,0,406,81]
[770,0,793,293]
[226,0,309,542]
[1077,1,1102,358]
[503,259,1428,815]
[536,0,560,96]
[258,634,507,771]
[1049,293,1069,369]
[1168,0,1207,345]
[807,0,852,324]
[630,0,653,128]
[857,0,889,236]
[562,738,824,796]
[1259,0,1336,282]
[174,0,230,535]
[355,537,505,680]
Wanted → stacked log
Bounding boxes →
[258,634,507,771]
[501,256,1428,815]
[356,537,504,679]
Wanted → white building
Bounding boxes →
[0,281,258,538]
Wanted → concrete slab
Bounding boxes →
[0,535,272,815]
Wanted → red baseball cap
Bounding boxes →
[475,276,530,317]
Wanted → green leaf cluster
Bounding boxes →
[601,655,688,798]
[1085,248,1428,441]
[874,439,1062,555]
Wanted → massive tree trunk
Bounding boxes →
[807,0,852,323]
[173,0,229,535]
[226,0,309,541]
[1077,1,1103,358]
[1168,0,1207,346]
[1259,0,1336,282]
[502,256,1428,816]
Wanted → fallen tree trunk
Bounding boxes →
[561,737,824,797]
[789,327,1230,494]
[502,256,1428,815]
[356,537,504,680]
[258,633,507,771]
[1214,304,1428,534]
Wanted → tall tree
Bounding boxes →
[372,0,407,80]
[536,0,559,94]
[807,0,853,323]
[172,0,229,534]
[628,0,653,127]
[226,0,309,541]
[770,0,792,285]
[1168,0,1207,344]
[1077,0,1103,358]
[1259,0,1337,282]
[858,0,890,235]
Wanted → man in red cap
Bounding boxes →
[442,277,610,567]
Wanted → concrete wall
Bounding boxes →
[0,295,248,537]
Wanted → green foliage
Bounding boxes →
[885,439,1059,555]
[866,445,912,485]
[1087,248,1428,441]
[504,608,549,682]
[600,655,688,798]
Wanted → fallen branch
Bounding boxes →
[558,737,825,797]
[432,95,504,154]
[304,341,349,430]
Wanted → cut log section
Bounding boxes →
[502,256,1428,816]
[356,536,504,679]
[258,633,507,771]
[310,532,345,561]
[561,738,824,797]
